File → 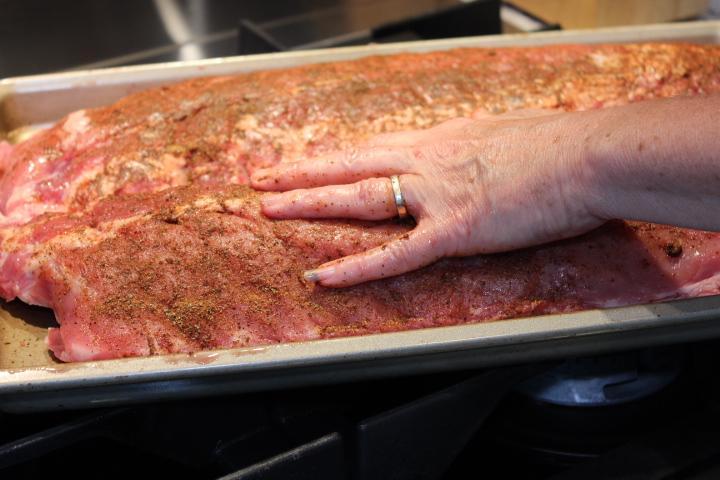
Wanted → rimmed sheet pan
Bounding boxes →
[2,21,720,412]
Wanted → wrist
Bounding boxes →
[538,110,608,233]
[572,106,639,223]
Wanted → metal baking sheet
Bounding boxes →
[2,21,720,412]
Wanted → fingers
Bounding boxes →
[260,177,398,220]
[304,226,443,287]
[470,107,492,119]
[251,146,413,191]
[362,119,473,145]
[363,130,427,147]
[251,118,482,192]
[495,108,562,120]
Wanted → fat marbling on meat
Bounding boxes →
[1,43,720,361]
[3,185,720,362]
[1,43,720,226]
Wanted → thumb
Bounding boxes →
[304,226,443,287]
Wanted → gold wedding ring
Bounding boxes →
[390,174,408,220]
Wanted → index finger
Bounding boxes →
[250,146,413,191]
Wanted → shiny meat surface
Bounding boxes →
[1,43,720,362]
[1,43,720,227]
[2,185,720,362]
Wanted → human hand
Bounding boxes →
[250,109,604,286]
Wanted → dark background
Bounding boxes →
[0,0,465,79]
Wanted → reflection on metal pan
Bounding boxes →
[2,21,720,412]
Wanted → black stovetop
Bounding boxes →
[4,340,720,479]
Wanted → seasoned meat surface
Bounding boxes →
[1,43,720,361]
[1,43,719,226]
[2,185,719,362]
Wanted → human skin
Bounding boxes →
[250,94,720,287]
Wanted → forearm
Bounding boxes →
[580,94,720,231]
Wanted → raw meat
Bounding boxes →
[1,43,719,227]
[2,42,720,362]
[2,185,719,362]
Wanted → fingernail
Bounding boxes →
[303,266,335,283]
[260,193,283,209]
[249,170,265,182]
[250,170,276,185]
